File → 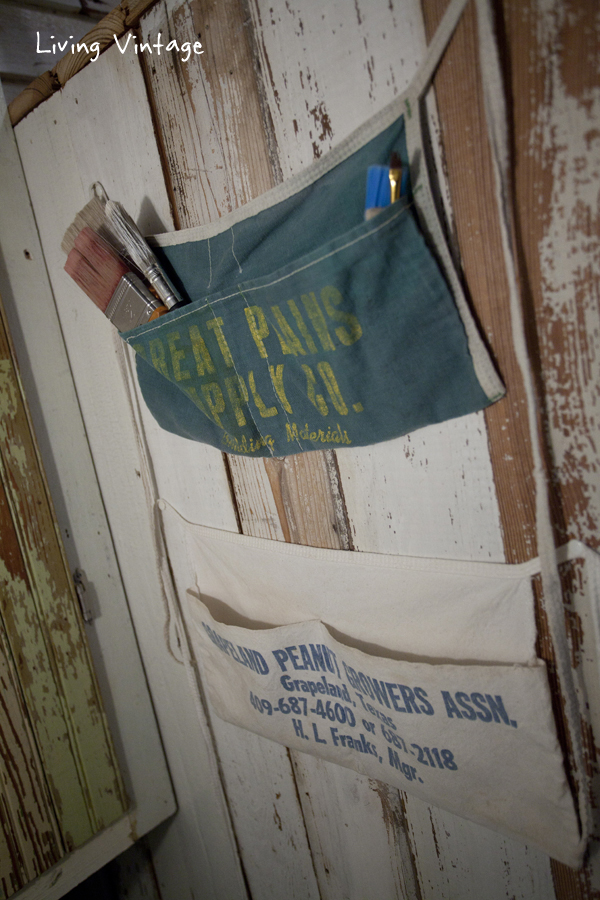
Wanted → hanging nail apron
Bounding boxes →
[122,0,503,458]
[159,498,599,869]
[130,0,591,869]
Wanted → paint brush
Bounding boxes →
[64,227,168,331]
[104,199,182,310]
[62,183,185,311]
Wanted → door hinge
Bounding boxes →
[73,568,95,623]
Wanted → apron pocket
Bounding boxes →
[125,198,503,456]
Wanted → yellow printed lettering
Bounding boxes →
[189,325,216,375]
[320,286,362,345]
[269,364,293,414]
[301,292,335,351]
[318,361,348,415]
[287,300,318,353]
[248,371,277,418]
[271,305,306,356]
[167,331,190,381]
[207,316,234,367]
[222,432,275,454]
[302,364,328,416]
[284,421,352,445]
[201,382,225,427]
[149,338,169,377]
[244,306,269,358]
[225,374,249,427]
[183,385,209,417]
[286,422,299,442]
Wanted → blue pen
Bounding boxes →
[364,165,391,220]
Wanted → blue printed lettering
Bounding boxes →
[292,718,307,739]
[414,686,434,716]
[331,728,377,756]
[387,747,419,782]
[471,693,493,722]
[385,683,408,713]
[441,690,463,719]
[398,684,421,714]
[300,645,315,671]
[485,694,511,726]
[272,649,289,671]
[312,722,327,744]
[202,623,269,673]
[455,692,476,720]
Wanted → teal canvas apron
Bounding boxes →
[123,0,504,457]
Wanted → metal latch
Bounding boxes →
[73,569,95,623]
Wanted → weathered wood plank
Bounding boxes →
[0,297,127,846]
[291,759,419,900]
[9,814,163,900]
[0,593,63,896]
[402,800,556,900]
[0,323,106,849]
[420,0,538,564]
[0,808,14,900]
[502,0,600,552]
[420,0,600,896]
[209,724,320,900]
[337,417,504,559]
[141,0,274,228]
[503,0,600,891]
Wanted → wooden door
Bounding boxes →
[0,294,128,897]
[9,0,600,898]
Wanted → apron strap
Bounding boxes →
[410,0,590,856]
[474,0,590,853]
[411,0,470,102]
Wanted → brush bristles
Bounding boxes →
[105,200,158,273]
[64,227,129,312]
[74,226,120,272]
[61,194,132,264]
[61,196,113,256]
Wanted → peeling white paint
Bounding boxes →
[534,0,600,546]
[0,359,18,420]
